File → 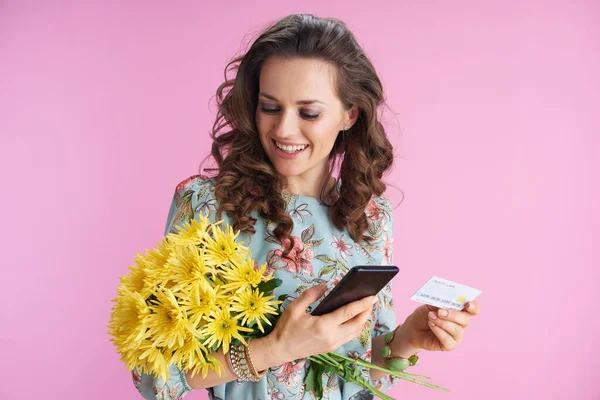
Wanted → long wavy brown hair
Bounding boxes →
[199,13,395,257]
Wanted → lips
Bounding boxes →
[271,138,308,159]
[272,139,309,148]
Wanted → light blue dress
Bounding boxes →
[132,175,401,399]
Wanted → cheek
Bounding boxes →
[307,124,340,148]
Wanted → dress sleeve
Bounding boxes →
[131,177,210,399]
[368,197,403,393]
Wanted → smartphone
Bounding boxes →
[310,265,399,316]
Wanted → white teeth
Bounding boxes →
[275,141,308,153]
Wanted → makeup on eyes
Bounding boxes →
[259,102,320,120]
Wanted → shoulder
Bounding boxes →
[174,175,215,195]
[172,175,217,204]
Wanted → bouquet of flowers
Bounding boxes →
[108,213,448,400]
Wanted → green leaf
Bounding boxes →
[304,364,317,393]
[323,365,337,375]
[257,278,282,294]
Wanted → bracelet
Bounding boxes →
[245,338,267,381]
[227,342,254,381]
[381,325,419,372]
[225,346,243,381]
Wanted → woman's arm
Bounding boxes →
[185,335,286,389]
[369,325,421,381]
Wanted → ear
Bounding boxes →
[342,105,359,130]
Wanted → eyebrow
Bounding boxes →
[258,92,327,106]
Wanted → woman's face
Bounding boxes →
[255,56,357,195]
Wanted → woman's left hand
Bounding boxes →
[394,301,481,354]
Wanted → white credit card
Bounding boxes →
[410,276,482,310]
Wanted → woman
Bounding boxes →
[133,13,481,400]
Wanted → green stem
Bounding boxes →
[326,352,449,392]
[308,351,450,397]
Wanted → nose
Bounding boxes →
[273,109,299,139]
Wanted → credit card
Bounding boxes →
[410,276,482,310]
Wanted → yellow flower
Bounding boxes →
[190,352,222,379]
[203,222,250,267]
[166,214,211,247]
[166,244,215,293]
[201,307,252,353]
[231,287,281,333]
[108,289,151,349]
[138,339,172,382]
[145,238,173,269]
[169,331,210,371]
[220,259,272,293]
[139,239,175,295]
[213,283,234,309]
[146,288,198,348]
[180,279,217,329]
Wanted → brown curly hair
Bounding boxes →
[198,13,395,257]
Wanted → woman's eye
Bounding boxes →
[302,113,320,120]
[259,107,320,120]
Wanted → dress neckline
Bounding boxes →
[281,178,341,207]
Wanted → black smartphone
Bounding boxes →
[310,265,399,316]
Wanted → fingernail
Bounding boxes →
[372,296,379,304]
[428,311,437,320]
[428,320,436,328]
[468,303,475,310]
[438,309,448,317]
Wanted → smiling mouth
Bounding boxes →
[272,139,309,153]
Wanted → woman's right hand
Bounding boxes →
[267,282,378,362]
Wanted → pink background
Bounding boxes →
[1,1,598,399]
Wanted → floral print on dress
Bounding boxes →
[133,175,401,400]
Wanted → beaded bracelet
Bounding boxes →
[227,343,254,381]
[381,325,419,372]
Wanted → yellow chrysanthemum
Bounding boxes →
[180,279,217,329]
[168,331,208,369]
[201,307,253,353]
[108,289,151,350]
[203,222,250,267]
[145,288,198,348]
[138,339,172,382]
[119,255,147,293]
[231,287,281,333]
[166,244,215,293]
[212,283,234,309]
[145,238,173,269]
[166,214,211,247]
[140,239,175,295]
[189,351,222,379]
[220,259,272,293]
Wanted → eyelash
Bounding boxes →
[259,107,320,120]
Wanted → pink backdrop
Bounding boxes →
[1,1,598,399]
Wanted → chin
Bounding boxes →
[273,164,305,178]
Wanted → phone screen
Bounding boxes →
[310,265,398,316]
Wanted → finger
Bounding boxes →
[326,295,377,325]
[289,282,328,314]
[434,308,471,328]
[463,301,481,315]
[340,308,371,342]
[428,316,463,348]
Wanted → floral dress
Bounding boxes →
[132,175,402,400]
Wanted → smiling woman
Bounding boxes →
[130,12,481,400]
[256,57,359,183]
